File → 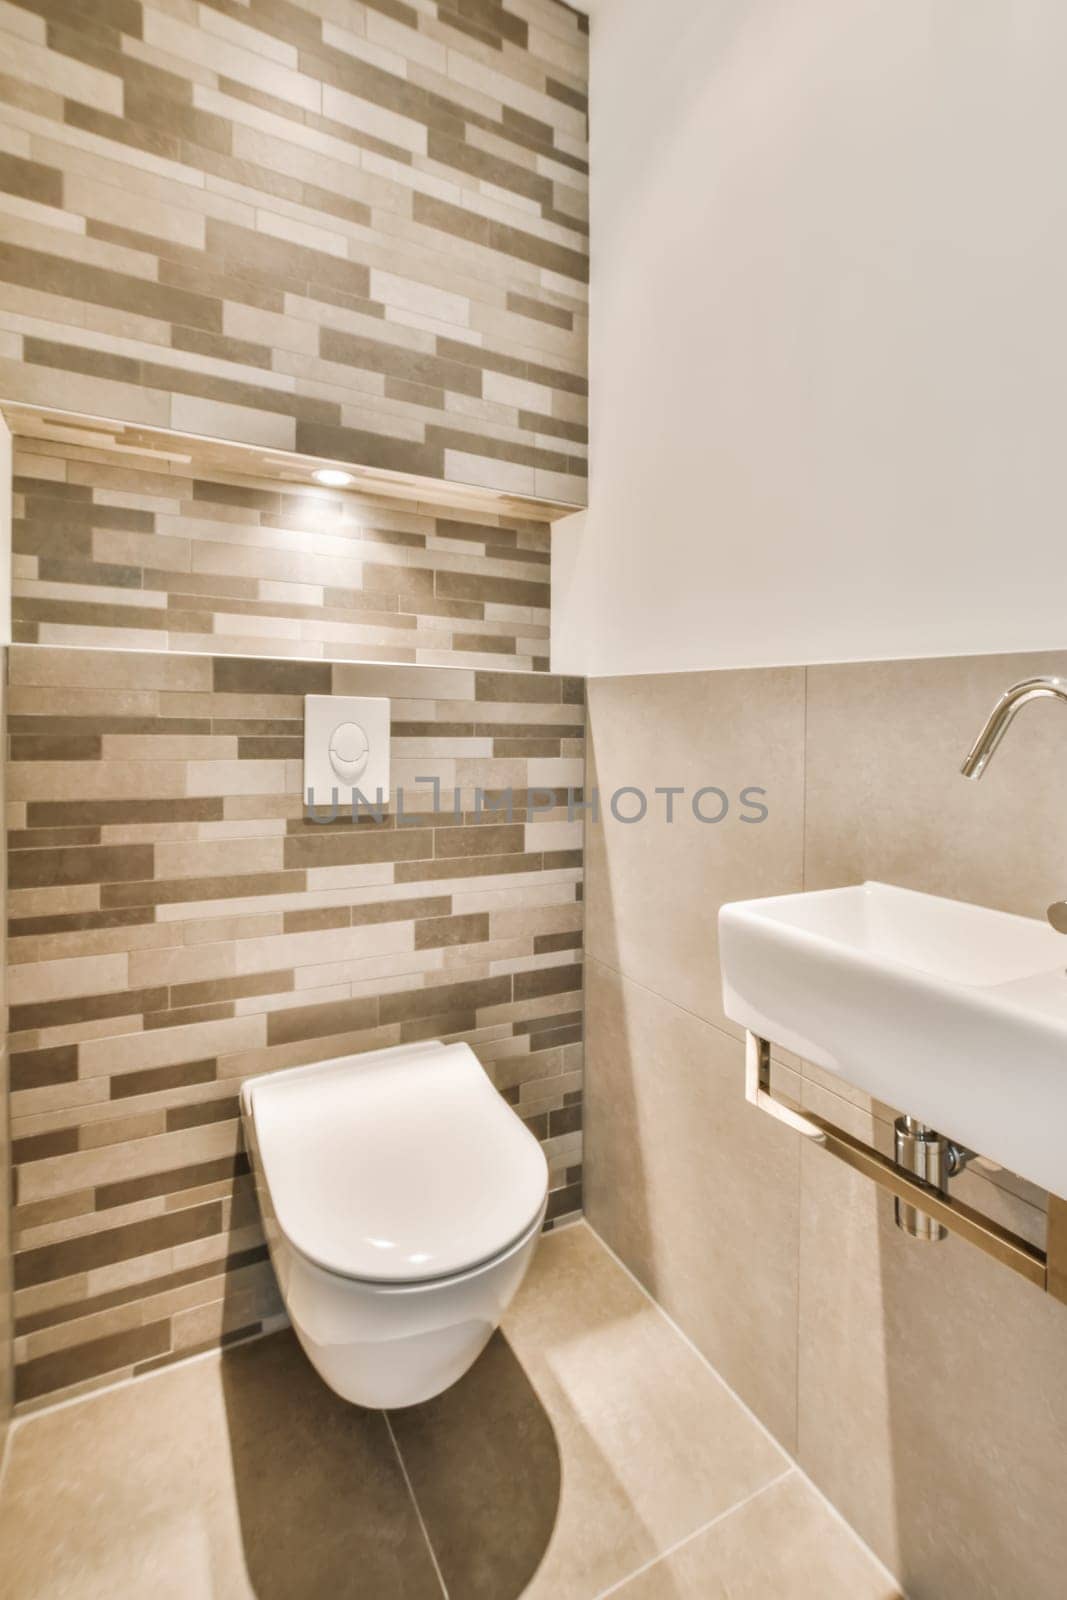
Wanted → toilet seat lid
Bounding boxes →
[243,1040,549,1284]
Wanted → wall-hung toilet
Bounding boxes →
[240,1039,549,1409]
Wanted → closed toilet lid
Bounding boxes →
[242,1040,549,1285]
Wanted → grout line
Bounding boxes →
[580,1220,905,1597]
[384,1411,450,1600]
[583,950,750,1048]
[591,1468,797,1600]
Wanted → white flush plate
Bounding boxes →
[304,695,390,807]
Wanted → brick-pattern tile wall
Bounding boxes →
[0,670,9,1445]
[0,0,588,502]
[6,644,584,1408]
[13,435,552,669]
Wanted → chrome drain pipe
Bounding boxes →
[893,1117,972,1241]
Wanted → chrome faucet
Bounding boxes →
[960,675,1067,932]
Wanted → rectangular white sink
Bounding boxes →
[719,881,1067,1200]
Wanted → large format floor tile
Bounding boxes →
[0,1330,443,1600]
[0,1222,893,1600]
[496,1223,788,1600]
[608,1472,900,1599]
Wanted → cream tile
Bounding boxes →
[142,10,320,113]
[500,1222,787,1600]
[584,958,800,1449]
[8,646,211,692]
[8,953,127,1007]
[585,668,804,1033]
[2,34,123,114]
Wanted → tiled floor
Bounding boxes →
[0,1223,900,1600]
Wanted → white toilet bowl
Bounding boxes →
[240,1039,549,1409]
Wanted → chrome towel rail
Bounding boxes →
[745,1032,1066,1301]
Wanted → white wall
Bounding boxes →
[555,0,1067,676]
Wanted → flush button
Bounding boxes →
[304,694,390,805]
[329,721,369,783]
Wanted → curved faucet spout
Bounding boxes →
[960,676,1067,779]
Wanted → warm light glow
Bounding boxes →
[312,468,354,487]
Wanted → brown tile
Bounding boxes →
[95,1154,249,1212]
[513,963,582,1001]
[169,971,293,1009]
[379,974,510,1023]
[476,671,563,703]
[283,827,433,870]
[534,930,582,955]
[10,986,167,1034]
[320,327,484,398]
[434,823,525,857]
[545,1181,582,1220]
[205,219,370,303]
[10,1043,78,1093]
[27,798,223,826]
[13,1128,79,1166]
[413,192,588,283]
[213,658,332,696]
[281,905,350,934]
[0,152,63,207]
[8,842,154,890]
[549,1103,582,1138]
[110,1057,217,1101]
[398,1010,477,1043]
[0,241,221,331]
[393,852,544,882]
[437,570,550,608]
[265,994,379,1047]
[166,1099,239,1132]
[16,1203,225,1290]
[17,1320,172,1404]
[414,911,490,949]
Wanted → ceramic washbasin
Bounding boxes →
[719,882,1067,1199]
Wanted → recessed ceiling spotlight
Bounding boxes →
[312,468,354,487]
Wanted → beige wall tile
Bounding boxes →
[805,648,1067,917]
[584,647,1067,1600]
[584,958,800,1449]
[585,668,804,1033]
[797,1080,1067,1600]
